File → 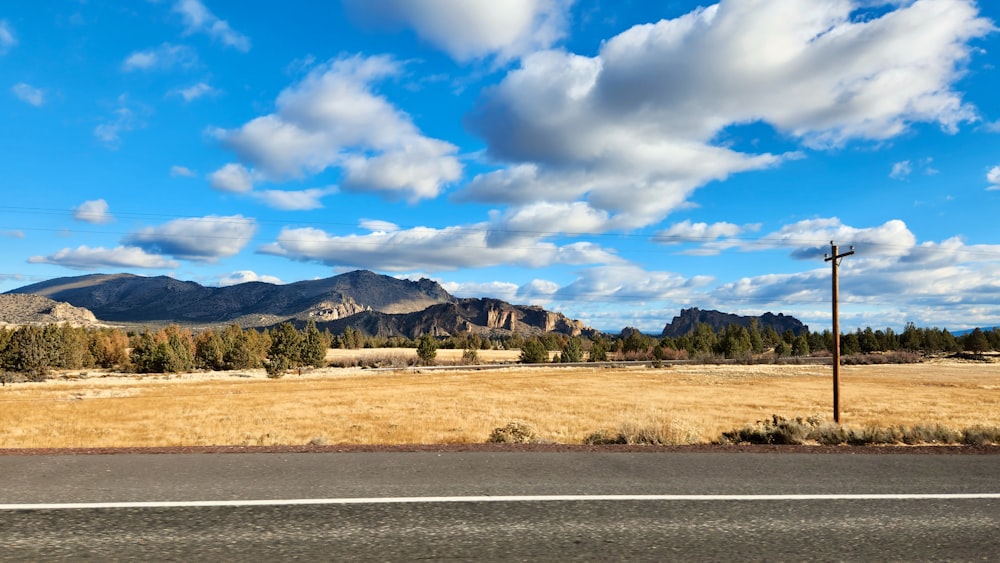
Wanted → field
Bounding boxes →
[0,349,997,449]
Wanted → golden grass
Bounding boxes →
[1,358,997,448]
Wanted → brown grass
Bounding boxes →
[1,356,997,448]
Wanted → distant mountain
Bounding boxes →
[301,298,597,340]
[662,307,808,337]
[950,326,1000,337]
[6,270,593,338]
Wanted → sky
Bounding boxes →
[1,0,999,334]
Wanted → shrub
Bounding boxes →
[720,415,999,446]
[962,425,1000,446]
[461,347,479,365]
[416,334,438,366]
[720,415,816,445]
[582,429,627,445]
[487,421,539,444]
[265,355,289,378]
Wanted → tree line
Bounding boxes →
[1,320,997,380]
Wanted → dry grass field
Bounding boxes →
[1,351,997,449]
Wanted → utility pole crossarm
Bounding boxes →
[824,241,854,424]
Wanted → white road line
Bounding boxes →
[2,493,999,511]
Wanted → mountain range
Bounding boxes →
[5,270,596,339]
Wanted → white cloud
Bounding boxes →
[212,54,461,202]
[987,165,1000,190]
[0,20,16,53]
[11,83,43,106]
[94,95,147,148]
[653,220,748,244]
[173,0,251,51]
[28,246,179,270]
[343,0,571,63]
[440,279,520,302]
[259,218,623,272]
[2,230,25,239]
[73,199,114,224]
[359,219,399,233]
[170,165,196,177]
[172,82,220,102]
[218,270,284,287]
[209,163,254,192]
[890,160,912,180]
[125,215,257,262]
[249,187,337,210]
[551,265,712,305]
[122,43,198,72]
[462,0,993,231]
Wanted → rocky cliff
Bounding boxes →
[662,307,808,337]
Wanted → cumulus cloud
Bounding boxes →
[741,218,917,261]
[988,165,1000,190]
[461,0,993,230]
[173,0,250,51]
[342,0,571,63]
[28,246,179,270]
[439,279,520,302]
[218,270,284,286]
[258,217,623,272]
[171,82,220,102]
[11,83,43,106]
[125,215,256,262]
[551,265,713,304]
[249,187,337,210]
[122,43,198,72]
[73,199,114,224]
[209,163,254,192]
[212,54,461,201]
[653,221,749,244]
[0,20,15,53]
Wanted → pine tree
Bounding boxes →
[301,320,329,367]
[560,336,583,363]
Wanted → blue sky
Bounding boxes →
[2,0,999,334]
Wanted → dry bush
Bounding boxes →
[842,351,922,365]
[720,414,1000,446]
[487,421,540,444]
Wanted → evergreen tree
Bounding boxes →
[963,328,990,356]
[692,323,717,355]
[589,336,608,362]
[748,319,764,354]
[519,338,548,364]
[194,329,226,371]
[792,334,810,357]
[269,322,303,369]
[416,334,438,365]
[1,326,48,381]
[718,325,751,359]
[300,320,329,368]
[560,336,584,363]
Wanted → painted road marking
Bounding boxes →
[2,493,999,510]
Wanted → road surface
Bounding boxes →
[1,450,997,561]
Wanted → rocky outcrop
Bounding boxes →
[0,294,100,327]
[662,307,808,337]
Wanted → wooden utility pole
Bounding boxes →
[824,241,854,423]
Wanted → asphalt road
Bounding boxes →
[1,451,997,561]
